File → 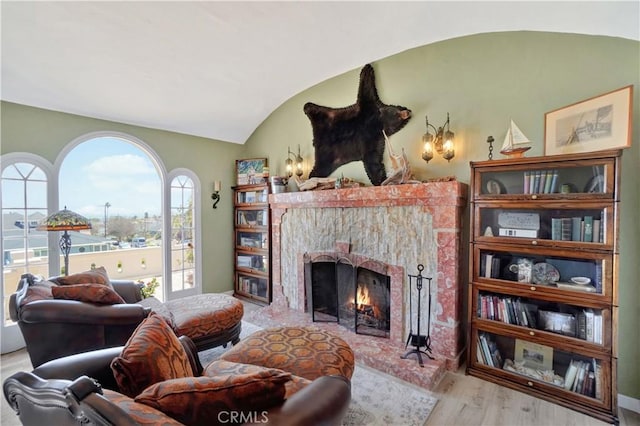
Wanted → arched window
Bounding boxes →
[167,170,201,300]
[1,153,53,352]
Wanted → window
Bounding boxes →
[170,174,197,292]
[1,156,51,325]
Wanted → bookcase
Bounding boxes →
[467,150,621,424]
[233,183,271,304]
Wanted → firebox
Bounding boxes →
[305,255,391,338]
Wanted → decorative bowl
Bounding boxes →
[570,276,591,285]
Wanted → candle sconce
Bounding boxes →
[212,181,221,209]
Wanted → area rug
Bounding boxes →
[199,321,438,426]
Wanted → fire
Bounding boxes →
[356,284,370,309]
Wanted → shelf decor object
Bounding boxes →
[38,207,92,276]
[544,85,633,156]
[236,158,268,186]
[467,150,622,424]
[232,182,271,304]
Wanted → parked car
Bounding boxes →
[132,237,147,248]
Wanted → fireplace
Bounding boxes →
[268,181,468,370]
[305,253,391,338]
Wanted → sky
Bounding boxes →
[59,137,161,219]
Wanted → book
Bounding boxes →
[479,334,494,367]
[539,171,547,194]
[583,216,593,242]
[592,219,601,243]
[584,309,595,342]
[550,170,559,193]
[533,171,541,193]
[498,228,538,238]
[561,218,572,241]
[544,170,554,193]
[484,254,494,278]
[551,218,562,240]
[564,359,578,390]
[571,217,582,242]
[523,171,530,194]
[577,311,587,339]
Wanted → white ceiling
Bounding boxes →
[2,1,638,144]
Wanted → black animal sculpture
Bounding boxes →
[304,64,412,186]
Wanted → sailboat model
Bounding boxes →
[500,120,531,158]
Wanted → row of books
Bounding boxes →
[564,358,601,399]
[476,333,503,368]
[524,170,559,194]
[238,276,268,297]
[577,309,604,344]
[550,216,603,243]
[480,253,502,279]
[478,294,537,329]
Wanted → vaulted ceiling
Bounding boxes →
[2,2,638,144]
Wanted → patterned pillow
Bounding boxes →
[56,266,110,287]
[51,283,125,304]
[111,312,194,397]
[134,370,291,426]
[20,285,53,306]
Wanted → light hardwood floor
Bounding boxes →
[3,346,637,426]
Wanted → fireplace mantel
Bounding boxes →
[268,180,468,370]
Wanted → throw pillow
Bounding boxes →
[56,266,111,287]
[135,370,291,426]
[51,283,125,305]
[111,312,194,398]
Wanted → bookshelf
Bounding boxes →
[467,150,621,424]
[233,183,271,304]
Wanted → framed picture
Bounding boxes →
[236,158,268,186]
[514,339,553,371]
[544,85,633,156]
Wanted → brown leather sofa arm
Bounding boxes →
[34,346,124,391]
[111,280,143,303]
[20,300,150,325]
[33,336,200,392]
[261,375,351,426]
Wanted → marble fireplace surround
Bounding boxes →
[268,181,468,370]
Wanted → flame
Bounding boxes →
[356,284,370,310]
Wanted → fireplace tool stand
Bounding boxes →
[401,264,434,367]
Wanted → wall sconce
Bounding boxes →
[211,180,221,209]
[141,258,147,269]
[285,145,304,178]
[421,113,455,163]
[117,260,123,273]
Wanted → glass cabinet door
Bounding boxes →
[474,203,613,247]
[472,329,611,410]
[236,252,269,274]
[473,245,611,298]
[236,207,268,227]
[236,186,269,204]
[236,272,269,299]
[474,290,610,347]
[474,157,615,198]
[236,229,268,250]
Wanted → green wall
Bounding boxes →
[0,102,245,294]
[2,30,638,400]
[243,32,640,399]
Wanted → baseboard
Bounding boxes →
[222,290,234,295]
[619,393,640,414]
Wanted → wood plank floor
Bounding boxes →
[3,346,638,426]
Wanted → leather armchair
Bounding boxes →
[10,273,150,368]
[5,336,352,426]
